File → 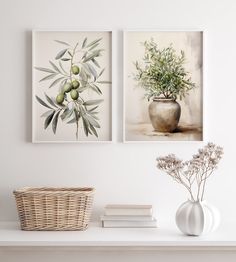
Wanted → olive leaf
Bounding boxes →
[82,63,97,81]
[98,68,105,77]
[94,49,104,55]
[49,61,61,73]
[79,67,88,83]
[89,123,98,137]
[36,95,53,109]
[83,99,103,106]
[86,63,98,80]
[88,43,99,51]
[88,112,99,120]
[83,50,103,63]
[54,40,70,46]
[88,106,98,112]
[52,111,60,134]
[74,109,80,120]
[79,104,86,115]
[91,58,100,68]
[93,84,102,94]
[67,109,80,124]
[82,37,87,48]
[61,58,71,61]
[61,106,74,121]
[97,81,111,84]
[78,86,88,93]
[85,114,100,128]
[35,67,56,73]
[60,108,69,120]
[82,116,89,136]
[86,38,102,48]
[44,93,58,108]
[67,117,77,124]
[59,61,68,75]
[89,111,99,115]
[49,77,65,88]
[89,84,102,95]
[39,73,58,82]
[41,109,55,117]
[82,51,87,60]
[81,63,92,76]
[55,49,68,60]
[83,52,100,63]
[44,111,55,129]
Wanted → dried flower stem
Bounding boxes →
[156,142,223,201]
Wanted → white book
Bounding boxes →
[101,215,154,221]
[104,205,152,216]
[102,218,157,228]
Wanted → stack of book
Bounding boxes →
[101,204,157,228]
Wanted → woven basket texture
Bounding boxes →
[13,187,95,231]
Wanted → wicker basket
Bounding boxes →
[13,187,95,231]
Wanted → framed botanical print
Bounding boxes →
[32,30,112,143]
[123,30,203,142]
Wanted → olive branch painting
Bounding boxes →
[33,31,112,142]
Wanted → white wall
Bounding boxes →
[0,0,236,231]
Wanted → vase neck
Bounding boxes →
[188,199,206,204]
[153,97,176,102]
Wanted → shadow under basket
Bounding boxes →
[13,187,95,231]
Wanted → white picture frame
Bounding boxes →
[123,30,204,142]
[32,30,113,143]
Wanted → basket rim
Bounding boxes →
[13,187,95,195]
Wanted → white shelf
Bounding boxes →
[0,221,235,250]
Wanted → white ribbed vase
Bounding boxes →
[175,200,220,236]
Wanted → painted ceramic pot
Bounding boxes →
[175,200,220,236]
[148,98,181,132]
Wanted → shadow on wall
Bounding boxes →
[24,30,32,143]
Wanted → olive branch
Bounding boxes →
[35,37,111,140]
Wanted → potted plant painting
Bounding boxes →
[134,39,196,133]
[35,37,110,140]
[156,142,224,236]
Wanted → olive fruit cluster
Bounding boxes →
[56,66,81,104]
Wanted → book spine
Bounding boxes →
[101,215,154,221]
[104,209,152,216]
[102,220,157,228]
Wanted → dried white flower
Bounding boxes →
[156,142,223,201]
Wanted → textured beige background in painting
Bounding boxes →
[124,31,203,141]
[33,31,112,142]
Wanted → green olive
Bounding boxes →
[56,93,64,104]
[63,83,72,93]
[70,89,79,100]
[71,65,80,75]
[72,80,80,89]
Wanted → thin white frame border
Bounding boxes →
[32,29,114,144]
[123,29,205,143]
